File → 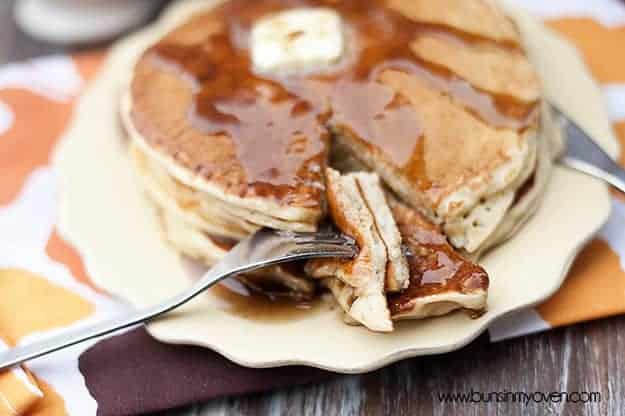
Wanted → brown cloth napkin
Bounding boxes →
[79,328,333,416]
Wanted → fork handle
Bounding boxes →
[0,264,232,371]
[0,303,172,371]
[562,156,625,194]
[0,247,306,369]
[0,228,355,371]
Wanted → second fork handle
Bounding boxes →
[562,156,625,194]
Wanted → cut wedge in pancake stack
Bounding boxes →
[122,0,556,331]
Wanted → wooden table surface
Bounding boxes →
[2,2,624,415]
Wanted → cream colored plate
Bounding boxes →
[54,0,617,373]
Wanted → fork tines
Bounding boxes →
[288,231,356,246]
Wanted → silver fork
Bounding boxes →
[0,229,356,371]
[555,106,625,193]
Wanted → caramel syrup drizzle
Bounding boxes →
[149,0,539,191]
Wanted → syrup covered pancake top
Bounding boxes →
[130,0,541,210]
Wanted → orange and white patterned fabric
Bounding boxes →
[0,53,126,415]
[1,1,625,413]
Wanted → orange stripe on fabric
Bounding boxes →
[26,378,67,416]
[0,269,93,415]
[40,53,107,293]
[538,123,625,324]
[0,90,73,206]
[0,269,93,344]
[72,51,106,83]
[616,122,625,167]
[537,239,625,327]
[0,330,43,415]
[0,52,105,207]
[45,230,104,294]
[0,370,41,415]
[547,18,625,83]
[610,121,625,202]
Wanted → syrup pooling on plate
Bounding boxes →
[184,254,323,321]
[208,278,324,322]
[148,0,539,196]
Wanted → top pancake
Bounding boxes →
[129,0,541,226]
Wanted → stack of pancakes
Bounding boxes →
[122,0,558,331]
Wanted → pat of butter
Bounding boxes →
[251,8,345,75]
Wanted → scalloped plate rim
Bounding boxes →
[54,0,615,374]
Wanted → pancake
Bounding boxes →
[310,169,488,328]
[130,142,255,240]
[469,103,560,258]
[156,203,317,299]
[387,198,489,320]
[126,0,542,256]
[306,168,392,332]
[133,145,316,298]
[333,67,540,255]
[351,172,409,292]
[409,33,540,103]
[333,127,551,260]
[387,0,520,44]
[123,96,320,237]
[124,0,550,330]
